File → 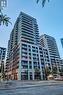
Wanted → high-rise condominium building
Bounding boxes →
[40,34,60,70]
[0,47,6,78]
[61,38,63,48]
[6,12,50,80]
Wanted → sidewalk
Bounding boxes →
[0,80,63,90]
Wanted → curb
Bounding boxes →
[0,83,63,90]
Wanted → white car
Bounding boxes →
[54,76,63,81]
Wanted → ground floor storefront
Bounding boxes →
[6,71,45,80]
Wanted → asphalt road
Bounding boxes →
[0,84,63,95]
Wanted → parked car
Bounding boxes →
[54,75,63,81]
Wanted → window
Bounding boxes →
[36,47,38,49]
[33,54,36,56]
[32,49,35,52]
[29,57,31,59]
[29,53,31,55]
[32,46,35,49]
[29,61,32,64]
[29,66,32,69]
[29,49,31,51]
[28,45,31,48]
[22,43,27,47]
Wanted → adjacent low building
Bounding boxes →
[0,47,6,79]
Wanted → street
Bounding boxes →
[0,81,63,95]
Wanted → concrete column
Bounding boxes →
[27,45,30,80]
[28,71,30,80]
[28,59,30,80]
[18,43,22,80]
[38,47,43,80]
[32,70,34,80]
[31,46,34,80]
